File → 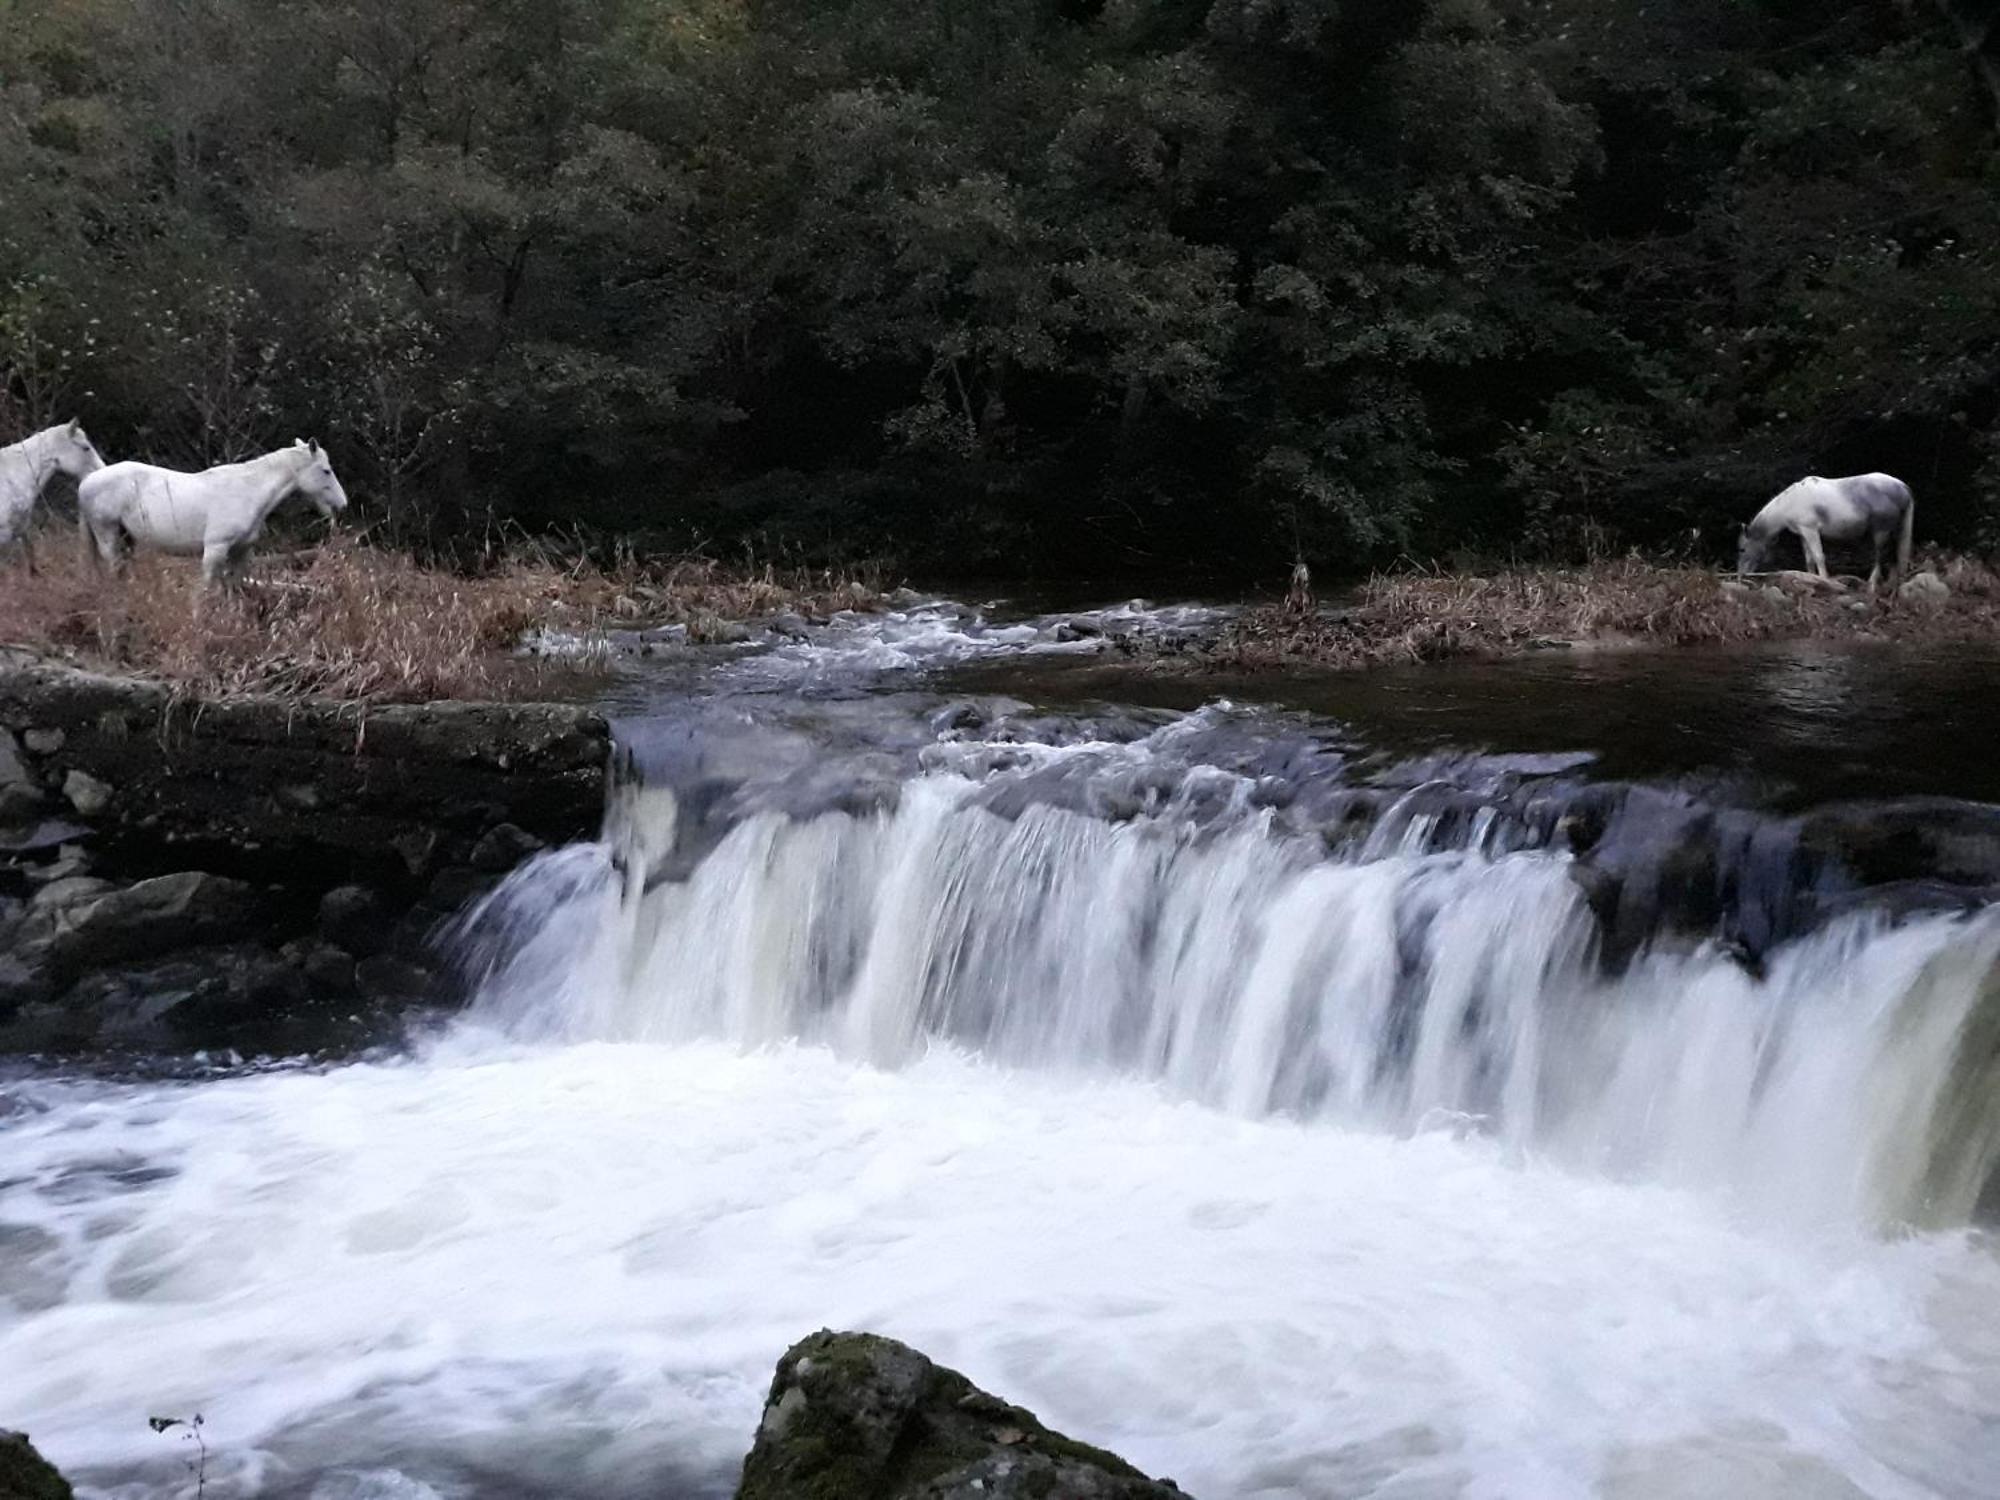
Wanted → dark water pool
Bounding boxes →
[947,639,2000,811]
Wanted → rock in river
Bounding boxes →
[18,871,261,983]
[737,1330,1183,1500]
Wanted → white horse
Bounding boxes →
[0,420,106,548]
[79,439,349,587]
[1737,472,1914,591]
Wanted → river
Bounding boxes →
[3,597,1998,1500]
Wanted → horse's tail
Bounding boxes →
[1898,485,1916,579]
[78,504,103,576]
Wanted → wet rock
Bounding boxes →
[24,845,90,886]
[35,872,262,979]
[302,945,358,1000]
[933,701,988,735]
[691,616,753,646]
[389,903,452,962]
[468,822,544,873]
[0,953,51,1014]
[66,951,240,1041]
[61,770,111,818]
[0,728,34,792]
[766,612,812,642]
[1898,571,1950,605]
[29,876,114,911]
[0,783,45,826]
[0,817,87,856]
[390,827,438,877]
[1798,800,2000,889]
[21,728,64,756]
[1811,878,1998,929]
[319,884,388,955]
[428,866,497,910]
[0,1430,73,1500]
[34,942,337,1044]
[355,954,435,1002]
[736,1330,1182,1500]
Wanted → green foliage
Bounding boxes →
[2,0,1999,571]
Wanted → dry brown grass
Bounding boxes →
[1209,553,2000,671]
[0,532,886,703]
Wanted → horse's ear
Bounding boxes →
[310,438,322,455]
[294,437,309,449]
[66,418,81,435]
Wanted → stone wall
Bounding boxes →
[0,654,610,1051]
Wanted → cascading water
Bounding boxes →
[458,730,2000,1234]
[5,616,2000,1500]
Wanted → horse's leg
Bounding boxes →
[1867,530,1884,593]
[85,517,124,577]
[200,541,232,592]
[1800,527,1828,579]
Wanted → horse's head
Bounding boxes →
[293,438,349,518]
[55,419,105,479]
[1736,525,1770,577]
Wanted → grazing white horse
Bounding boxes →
[79,439,349,587]
[0,420,106,547]
[1737,472,1914,591]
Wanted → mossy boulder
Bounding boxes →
[736,1330,1184,1500]
[0,1432,73,1500]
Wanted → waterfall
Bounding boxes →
[456,759,2000,1232]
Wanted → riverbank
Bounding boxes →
[0,537,886,704]
[1182,554,2000,671]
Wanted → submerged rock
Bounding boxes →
[0,1431,72,1500]
[737,1330,1183,1500]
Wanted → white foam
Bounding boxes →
[4,1044,1994,1500]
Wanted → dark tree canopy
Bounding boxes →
[4,0,1999,575]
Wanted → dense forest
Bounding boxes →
[3,0,1999,575]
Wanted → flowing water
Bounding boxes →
[4,600,2000,1500]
